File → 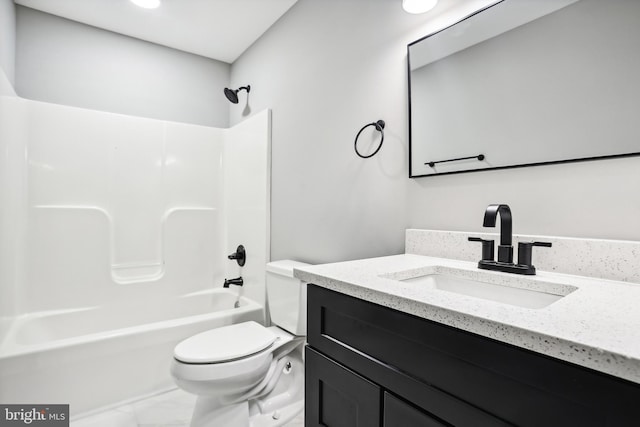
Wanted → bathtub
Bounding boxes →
[0,289,264,417]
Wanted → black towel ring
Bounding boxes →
[354,120,385,159]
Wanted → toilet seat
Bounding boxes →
[171,323,294,383]
[174,321,278,364]
[173,344,274,382]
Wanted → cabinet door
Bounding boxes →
[383,392,449,427]
[306,346,381,427]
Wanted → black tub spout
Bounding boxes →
[223,277,244,288]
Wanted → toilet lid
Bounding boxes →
[174,321,278,364]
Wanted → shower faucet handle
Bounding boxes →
[227,245,246,266]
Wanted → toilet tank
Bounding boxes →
[266,260,311,336]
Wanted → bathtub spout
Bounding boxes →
[223,277,243,288]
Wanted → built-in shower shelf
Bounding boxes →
[31,205,220,284]
[111,262,164,284]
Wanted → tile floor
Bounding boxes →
[71,388,304,427]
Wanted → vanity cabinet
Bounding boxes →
[305,284,640,426]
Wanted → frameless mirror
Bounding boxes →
[408,0,640,177]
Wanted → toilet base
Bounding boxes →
[187,340,305,427]
[248,345,304,426]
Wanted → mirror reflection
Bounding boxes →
[408,0,640,177]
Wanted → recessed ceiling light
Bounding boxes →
[130,0,161,9]
[403,0,438,14]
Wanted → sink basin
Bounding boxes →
[392,269,576,309]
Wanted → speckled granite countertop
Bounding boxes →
[294,254,640,384]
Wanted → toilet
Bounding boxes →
[170,260,310,427]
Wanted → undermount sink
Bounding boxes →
[383,267,577,309]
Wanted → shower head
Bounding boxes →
[224,85,251,104]
[224,88,238,104]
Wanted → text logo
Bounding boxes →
[1,405,69,426]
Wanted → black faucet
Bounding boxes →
[468,204,551,275]
[483,204,513,263]
[223,277,244,288]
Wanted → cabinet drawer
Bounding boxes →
[307,284,640,426]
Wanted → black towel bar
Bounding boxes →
[426,154,485,168]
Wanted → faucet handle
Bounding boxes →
[468,237,495,261]
[227,245,246,266]
[517,241,552,267]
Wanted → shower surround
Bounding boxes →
[0,95,271,416]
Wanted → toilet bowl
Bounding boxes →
[170,260,310,427]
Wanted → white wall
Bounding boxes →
[0,0,16,92]
[407,156,640,242]
[230,0,640,265]
[228,0,497,263]
[15,6,231,127]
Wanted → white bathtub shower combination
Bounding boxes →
[0,95,271,416]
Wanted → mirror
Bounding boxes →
[408,0,640,177]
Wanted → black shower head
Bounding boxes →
[224,85,251,104]
[224,88,238,104]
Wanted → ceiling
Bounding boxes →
[14,0,299,64]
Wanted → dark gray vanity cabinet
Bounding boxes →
[305,284,640,427]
